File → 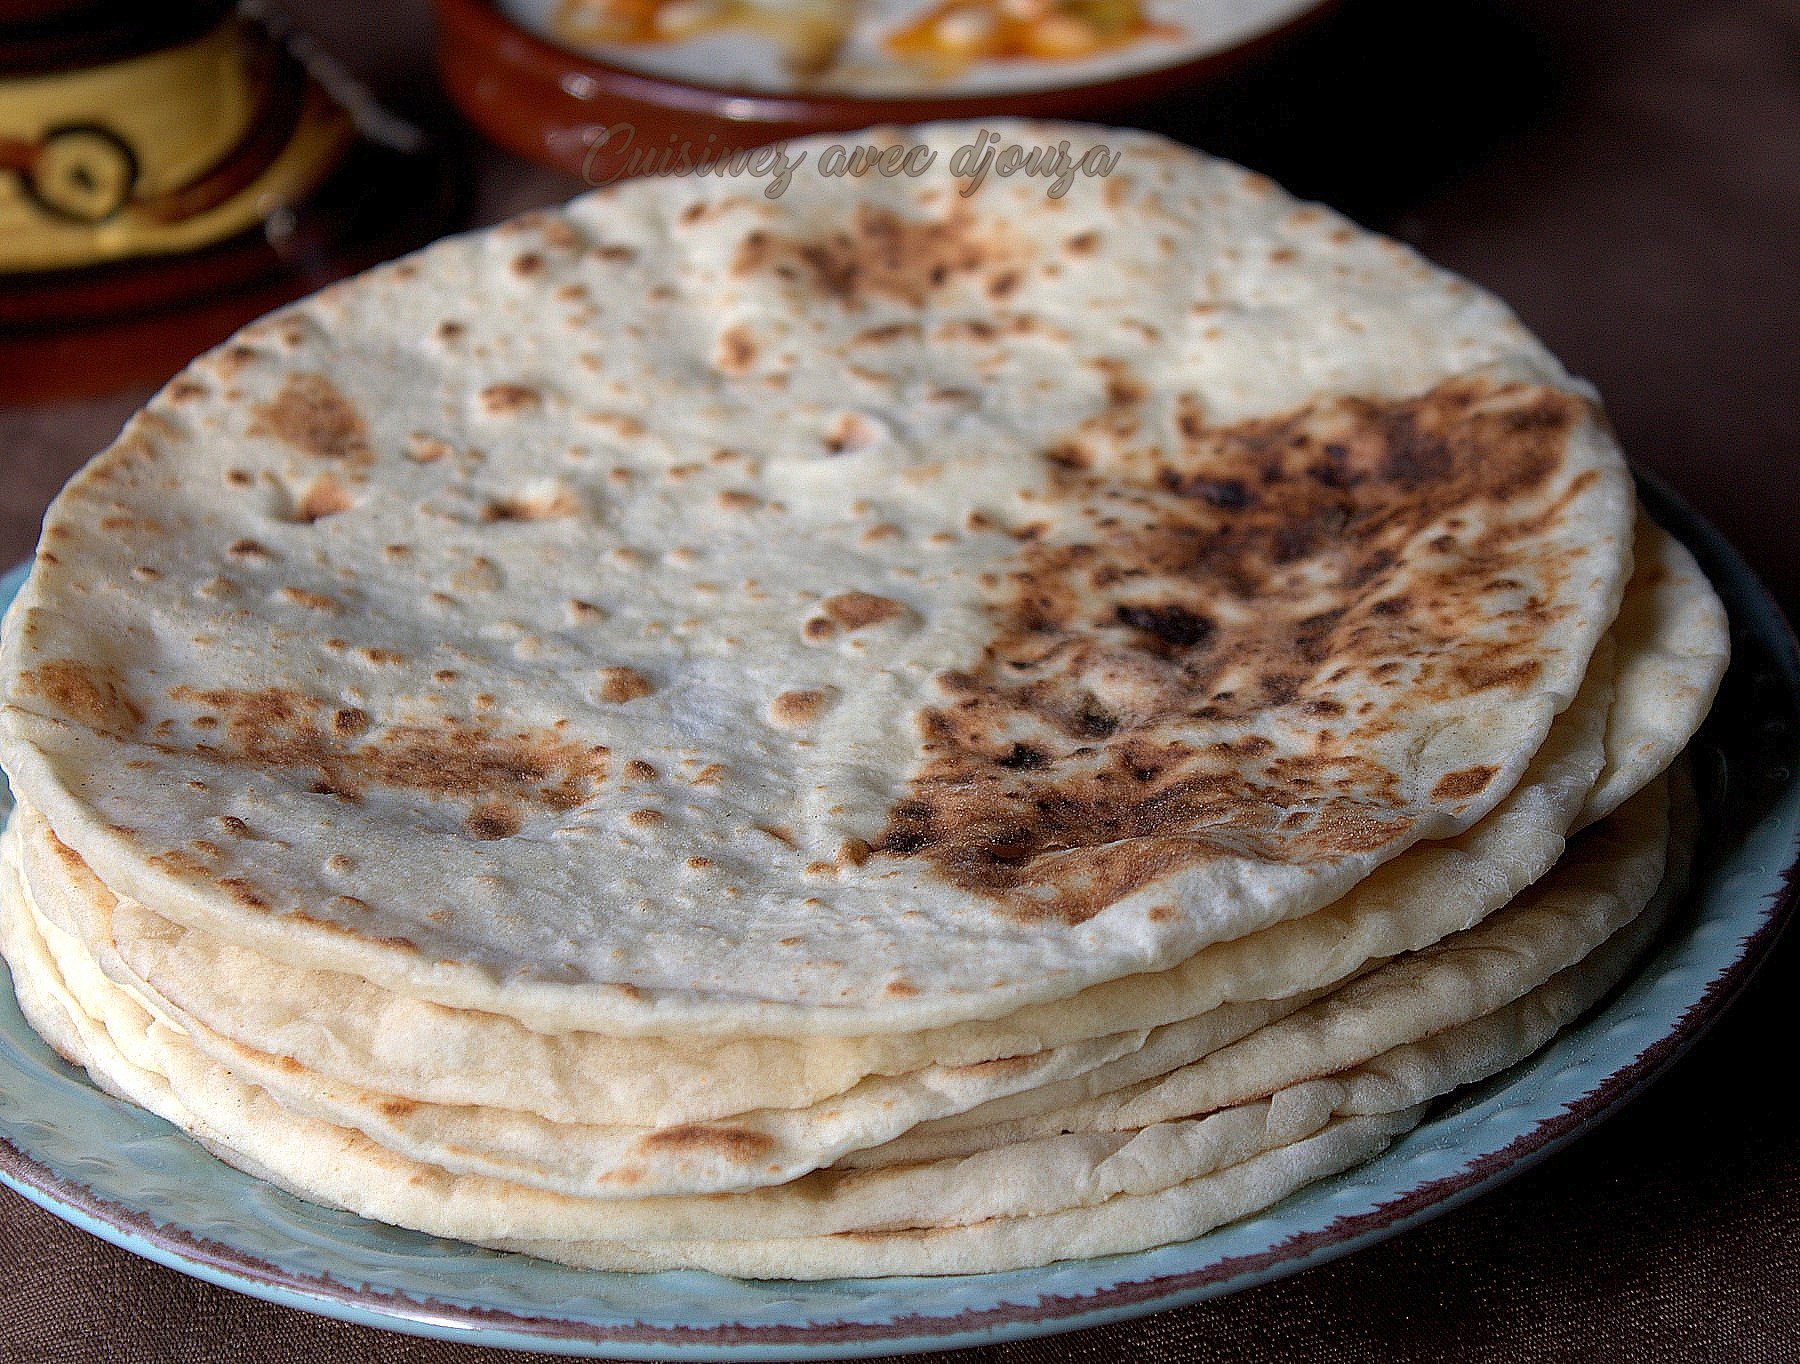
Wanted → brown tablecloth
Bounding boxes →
[3,0,1797,1359]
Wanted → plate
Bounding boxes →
[490,0,1327,98]
[0,471,1796,1360]
[431,0,1335,182]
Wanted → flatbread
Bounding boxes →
[0,122,1724,1282]
[3,622,1620,1139]
[23,513,1722,1136]
[854,772,1670,1165]
[1576,513,1728,828]
[0,122,1637,1037]
[0,772,1684,1268]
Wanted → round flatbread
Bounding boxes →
[0,772,1685,1266]
[0,122,1636,1037]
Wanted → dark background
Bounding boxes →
[2,1,1796,1359]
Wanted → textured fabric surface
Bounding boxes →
[2,0,1796,1357]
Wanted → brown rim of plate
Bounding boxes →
[430,0,1339,180]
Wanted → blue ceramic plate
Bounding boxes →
[0,473,1795,1361]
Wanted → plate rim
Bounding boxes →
[0,468,1795,1360]
[438,0,1340,114]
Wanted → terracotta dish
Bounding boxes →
[432,0,1331,179]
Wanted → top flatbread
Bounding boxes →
[0,122,1635,1035]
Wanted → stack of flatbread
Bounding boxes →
[0,123,1728,1278]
